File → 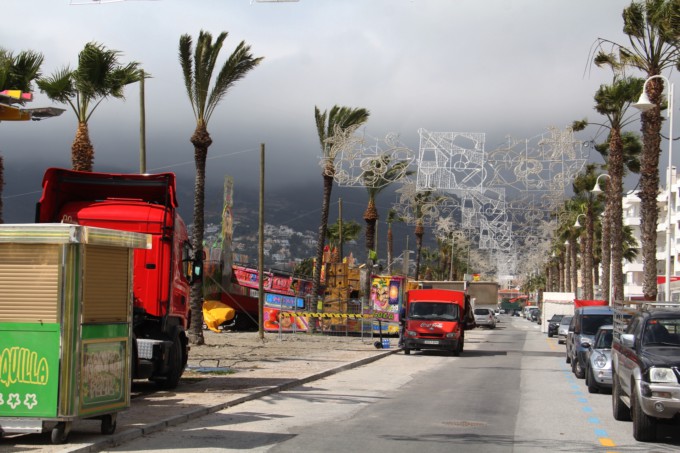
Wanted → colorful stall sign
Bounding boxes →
[79,339,128,414]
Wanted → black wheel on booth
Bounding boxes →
[51,422,69,444]
[101,414,117,435]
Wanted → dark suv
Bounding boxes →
[567,306,614,379]
[547,314,565,338]
[611,306,680,442]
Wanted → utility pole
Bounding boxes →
[258,143,265,340]
[139,69,146,174]
[338,197,343,261]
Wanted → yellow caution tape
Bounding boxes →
[279,312,369,319]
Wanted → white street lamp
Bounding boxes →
[592,173,611,194]
[574,213,586,228]
[633,75,675,302]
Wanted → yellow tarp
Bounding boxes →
[202,300,236,333]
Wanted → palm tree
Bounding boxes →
[0,48,44,93]
[412,190,439,281]
[312,106,369,297]
[574,75,644,303]
[0,48,44,223]
[37,42,141,171]
[326,219,362,257]
[361,154,412,255]
[572,165,606,299]
[385,209,403,273]
[179,30,263,345]
[596,1,680,300]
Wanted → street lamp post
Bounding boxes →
[633,75,674,301]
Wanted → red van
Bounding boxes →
[402,289,475,356]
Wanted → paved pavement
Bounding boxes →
[51,333,398,453]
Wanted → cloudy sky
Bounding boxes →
[1,0,655,220]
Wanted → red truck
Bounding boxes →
[401,288,475,356]
[36,167,201,389]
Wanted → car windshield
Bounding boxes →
[409,302,458,321]
[560,316,573,326]
[594,329,613,349]
[550,315,564,322]
[581,314,613,335]
[474,308,489,315]
[642,317,680,347]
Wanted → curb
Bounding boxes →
[63,348,399,453]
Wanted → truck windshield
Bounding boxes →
[409,302,458,321]
[582,315,613,335]
[643,318,680,347]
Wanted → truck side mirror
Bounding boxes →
[188,250,205,285]
[620,333,635,348]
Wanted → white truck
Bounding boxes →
[540,292,576,334]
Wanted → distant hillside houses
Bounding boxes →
[202,221,317,269]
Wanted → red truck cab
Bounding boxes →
[402,289,474,356]
[36,168,198,389]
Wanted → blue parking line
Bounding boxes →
[594,428,608,437]
[559,358,618,449]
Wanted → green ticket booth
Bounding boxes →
[0,224,149,444]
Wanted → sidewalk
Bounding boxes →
[55,331,397,453]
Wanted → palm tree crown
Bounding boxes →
[37,42,141,171]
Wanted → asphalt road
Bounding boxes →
[96,313,680,453]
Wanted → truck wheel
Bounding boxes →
[404,348,411,355]
[156,335,184,390]
[612,375,631,421]
[632,386,657,442]
[574,357,585,379]
[101,414,117,435]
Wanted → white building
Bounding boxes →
[620,166,679,301]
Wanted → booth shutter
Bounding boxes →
[83,245,130,323]
[0,243,59,323]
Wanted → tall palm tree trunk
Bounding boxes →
[188,123,212,346]
[72,122,95,172]
[312,171,333,298]
[364,199,378,252]
[584,207,595,299]
[601,203,611,304]
[565,242,572,292]
[571,240,579,294]
[386,223,393,273]
[640,79,664,300]
[609,128,625,304]
[414,222,424,280]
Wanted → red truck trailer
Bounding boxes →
[36,168,201,389]
[402,288,475,356]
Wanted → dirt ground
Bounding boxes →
[184,329,389,381]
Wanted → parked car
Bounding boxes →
[528,308,540,322]
[567,306,614,379]
[548,314,565,338]
[584,324,614,394]
[474,308,496,329]
[612,306,680,442]
[557,315,573,344]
